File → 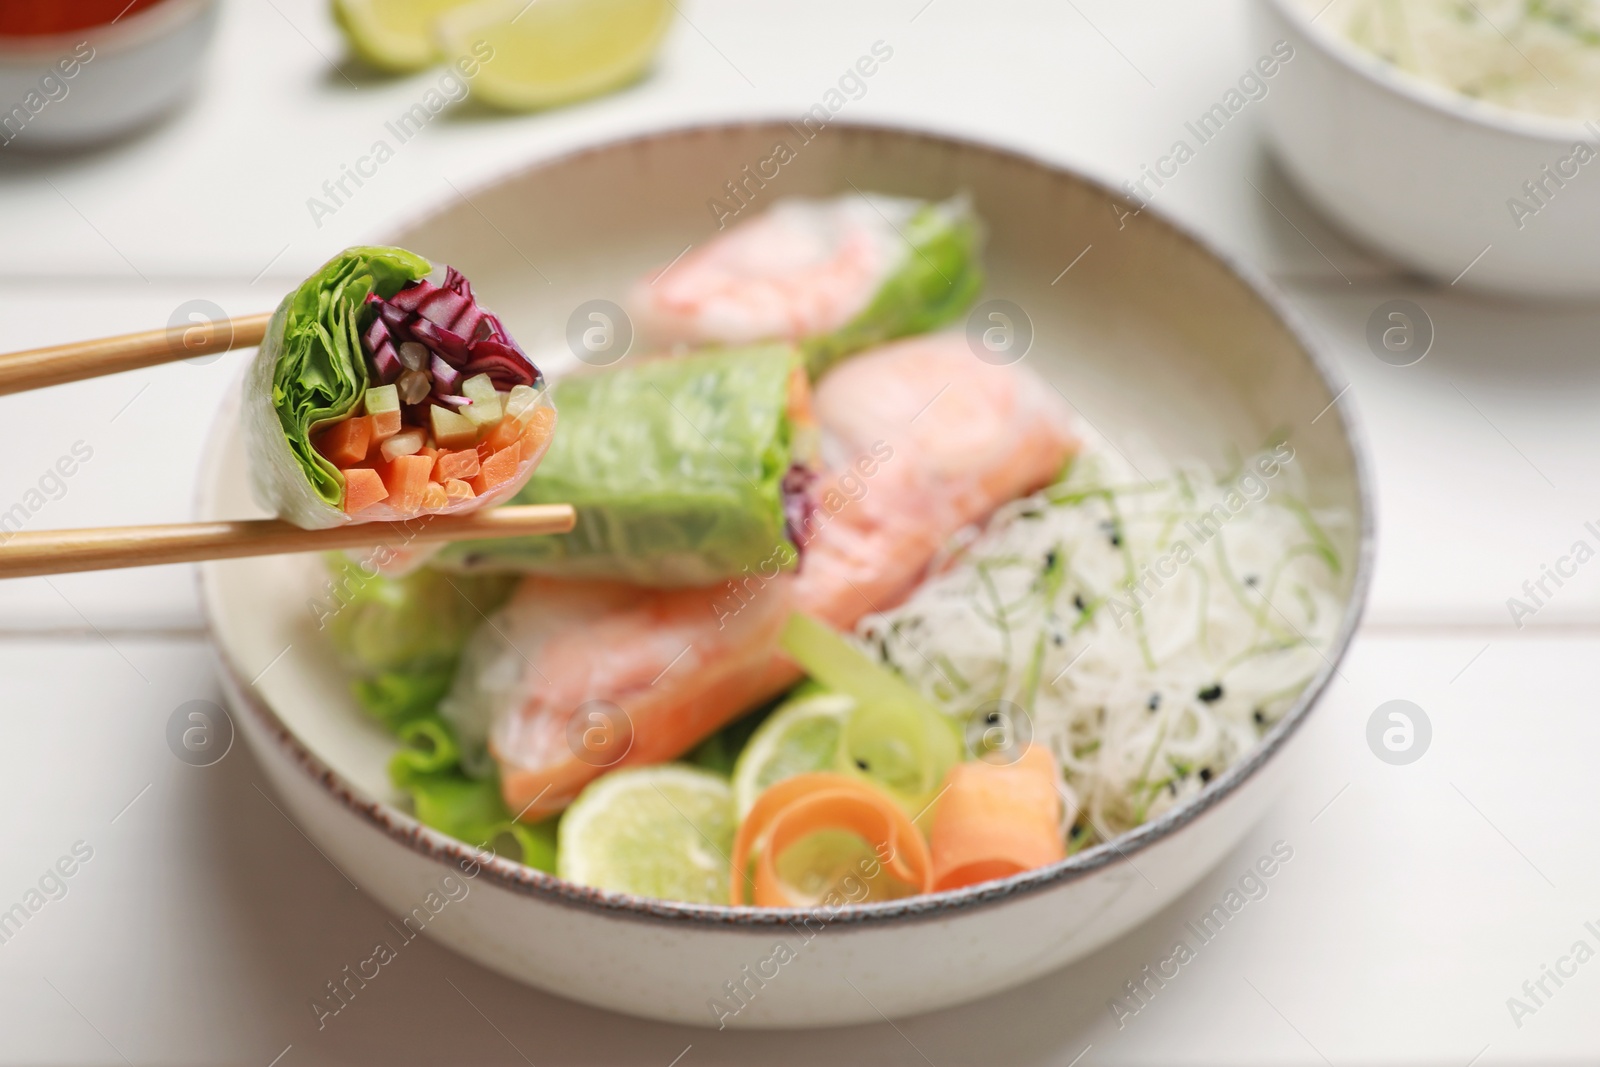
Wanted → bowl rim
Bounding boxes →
[0,0,213,56]
[1264,0,1600,143]
[199,117,1377,931]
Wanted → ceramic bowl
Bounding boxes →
[0,0,217,149]
[198,121,1373,1028]
[1256,0,1600,298]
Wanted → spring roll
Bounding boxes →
[245,246,556,528]
[432,344,818,587]
[629,195,982,377]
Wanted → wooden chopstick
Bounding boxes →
[0,312,273,396]
[0,504,575,579]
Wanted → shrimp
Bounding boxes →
[461,334,1081,819]
[629,196,914,348]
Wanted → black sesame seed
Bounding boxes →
[1252,708,1265,725]
[1053,633,1065,647]
[1198,684,1224,703]
[986,711,1001,725]
[1045,549,1058,569]
[855,759,869,771]
[1073,594,1086,612]
[1199,767,1213,783]
[1244,574,1259,587]
[1147,692,1161,711]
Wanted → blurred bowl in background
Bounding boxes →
[0,0,217,149]
[1256,0,1600,299]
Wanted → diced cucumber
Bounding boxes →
[461,374,498,405]
[364,383,401,415]
[505,383,541,424]
[461,374,503,427]
[430,405,477,449]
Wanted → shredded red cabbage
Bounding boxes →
[361,266,541,424]
[782,463,819,559]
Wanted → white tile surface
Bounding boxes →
[0,634,1588,1065]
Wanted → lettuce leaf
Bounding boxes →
[320,557,554,868]
[802,197,984,378]
[324,556,517,731]
[390,714,557,873]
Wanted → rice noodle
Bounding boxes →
[855,443,1349,848]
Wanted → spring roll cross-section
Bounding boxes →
[244,246,556,528]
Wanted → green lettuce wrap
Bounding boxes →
[431,344,815,587]
[245,246,554,529]
[629,193,983,378]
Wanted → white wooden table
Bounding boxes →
[2,1,1594,1063]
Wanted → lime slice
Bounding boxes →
[331,0,474,72]
[437,0,674,111]
[780,613,962,812]
[731,691,853,817]
[771,827,922,907]
[557,765,735,904]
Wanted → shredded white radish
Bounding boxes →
[855,443,1350,848]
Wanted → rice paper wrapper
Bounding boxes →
[629,193,983,378]
[243,247,555,529]
[432,345,803,587]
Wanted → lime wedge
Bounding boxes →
[437,0,674,111]
[557,765,735,904]
[731,691,854,817]
[331,0,475,72]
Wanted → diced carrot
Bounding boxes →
[369,409,402,442]
[475,438,495,463]
[468,441,521,496]
[730,773,932,907]
[443,478,475,503]
[520,404,557,457]
[314,416,372,467]
[381,454,433,513]
[417,445,439,462]
[421,482,448,510]
[342,467,388,515]
[928,745,1064,893]
[483,416,522,454]
[433,449,481,483]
